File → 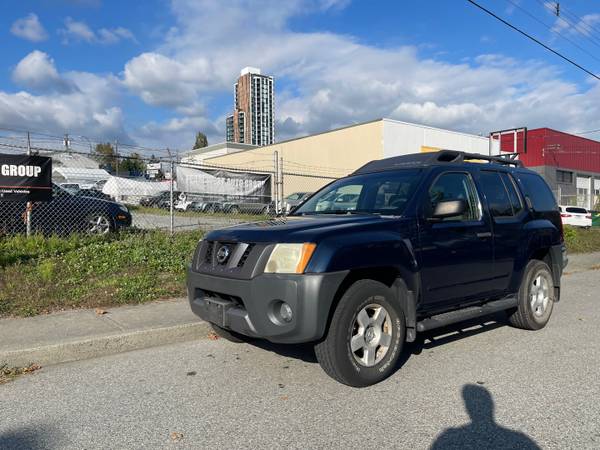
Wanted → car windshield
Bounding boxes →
[293,169,422,216]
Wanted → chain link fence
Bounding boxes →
[0,128,340,237]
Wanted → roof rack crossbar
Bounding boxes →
[458,151,523,167]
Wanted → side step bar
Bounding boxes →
[416,297,518,332]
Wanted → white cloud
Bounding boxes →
[12,51,78,94]
[59,17,136,45]
[10,13,48,42]
[141,0,598,142]
[2,52,130,143]
[5,1,600,153]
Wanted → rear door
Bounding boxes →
[475,170,526,293]
[417,169,495,309]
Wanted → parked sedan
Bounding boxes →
[0,184,132,235]
[139,191,181,209]
[221,199,270,215]
[559,205,592,228]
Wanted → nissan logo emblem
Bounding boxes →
[216,245,231,264]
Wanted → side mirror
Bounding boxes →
[431,199,467,219]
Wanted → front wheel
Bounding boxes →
[507,259,555,330]
[85,213,112,235]
[314,280,405,387]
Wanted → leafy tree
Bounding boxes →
[119,152,145,176]
[193,132,208,149]
[93,142,118,173]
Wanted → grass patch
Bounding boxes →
[129,205,265,221]
[0,229,202,318]
[563,225,600,254]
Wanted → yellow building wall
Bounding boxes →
[204,120,384,195]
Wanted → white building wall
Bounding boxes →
[382,119,489,158]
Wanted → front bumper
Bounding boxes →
[187,269,348,343]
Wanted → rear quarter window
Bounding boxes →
[516,173,557,212]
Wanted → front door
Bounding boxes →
[417,170,495,309]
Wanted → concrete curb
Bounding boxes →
[0,321,211,368]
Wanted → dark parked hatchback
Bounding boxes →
[0,183,131,235]
[187,150,567,387]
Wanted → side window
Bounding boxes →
[517,173,557,211]
[427,172,481,221]
[374,180,412,210]
[500,172,523,215]
[478,171,513,217]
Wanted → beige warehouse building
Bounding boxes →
[182,118,491,195]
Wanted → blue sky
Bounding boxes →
[1,0,599,151]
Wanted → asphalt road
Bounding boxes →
[2,269,600,449]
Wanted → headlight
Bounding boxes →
[264,243,316,274]
[119,205,129,213]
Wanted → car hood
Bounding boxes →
[205,214,408,243]
[77,196,126,209]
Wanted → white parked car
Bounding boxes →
[559,205,592,228]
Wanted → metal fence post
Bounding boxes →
[273,151,279,214]
[279,156,284,215]
[26,131,32,237]
[170,157,175,235]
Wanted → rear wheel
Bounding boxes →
[508,259,555,330]
[314,280,405,387]
[229,206,240,215]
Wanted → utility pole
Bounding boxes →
[26,132,32,237]
[64,133,70,152]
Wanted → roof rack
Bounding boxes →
[353,149,523,174]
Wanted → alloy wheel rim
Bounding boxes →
[350,301,392,367]
[88,215,110,235]
[530,272,551,317]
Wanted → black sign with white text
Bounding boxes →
[0,153,52,202]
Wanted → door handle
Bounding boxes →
[477,232,492,239]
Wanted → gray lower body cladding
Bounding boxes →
[187,269,348,343]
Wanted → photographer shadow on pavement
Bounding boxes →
[430,384,540,450]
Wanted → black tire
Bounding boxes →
[229,206,240,215]
[210,323,248,343]
[314,280,405,387]
[508,259,555,330]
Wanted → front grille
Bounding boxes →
[199,241,258,272]
[204,241,214,264]
[237,244,255,268]
[200,289,244,307]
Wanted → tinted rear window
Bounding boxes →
[566,207,588,214]
[516,173,557,211]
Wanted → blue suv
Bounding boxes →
[187,150,567,387]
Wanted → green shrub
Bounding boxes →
[0,230,203,317]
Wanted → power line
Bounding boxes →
[466,0,600,81]
[575,128,600,135]
[503,0,600,64]
[547,0,600,44]
[534,0,600,50]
